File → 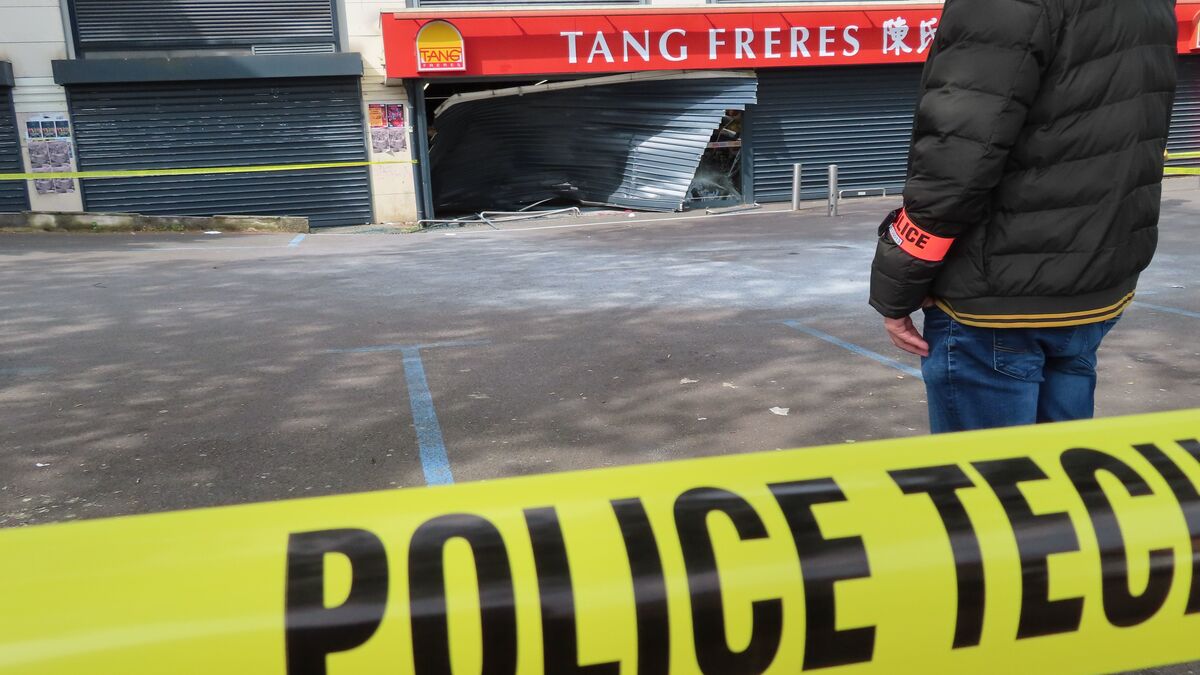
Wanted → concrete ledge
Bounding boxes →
[212,215,309,232]
[0,212,309,233]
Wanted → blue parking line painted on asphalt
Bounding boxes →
[782,320,924,380]
[400,346,455,486]
[326,339,489,486]
[288,234,306,248]
[1137,302,1200,320]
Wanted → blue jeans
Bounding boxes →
[921,307,1120,433]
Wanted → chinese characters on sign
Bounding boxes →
[25,114,76,195]
[920,18,939,53]
[368,103,408,154]
[876,17,939,57]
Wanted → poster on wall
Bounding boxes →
[25,114,77,195]
[369,103,408,154]
[368,103,386,129]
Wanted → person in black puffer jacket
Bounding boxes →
[869,0,1178,432]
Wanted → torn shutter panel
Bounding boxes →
[430,73,758,213]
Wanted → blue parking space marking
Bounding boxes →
[1137,302,1200,320]
[326,339,489,486]
[400,347,454,486]
[782,320,924,380]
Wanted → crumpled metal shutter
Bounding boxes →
[749,66,922,202]
[0,88,28,213]
[431,74,758,213]
[1168,57,1200,166]
[70,0,336,52]
[69,78,371,228]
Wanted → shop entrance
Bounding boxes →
[687,109,745,209]
[416,71,758,219]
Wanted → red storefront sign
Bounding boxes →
[383,3,1200,80]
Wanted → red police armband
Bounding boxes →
[888,210,954,262]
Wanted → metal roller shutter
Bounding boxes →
[69,0,337,53]
[748,65,922,203]
[1168,57,1200,166]
[0,88,28,213]
[68,78,371,228]
[431,74,758,213]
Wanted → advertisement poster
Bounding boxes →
[369,103,408,154]
[25,114,77,195]
[368,103,386,129]
[386,104,405,129]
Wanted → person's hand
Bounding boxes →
[884,316,928,357]
[883,299,935,357]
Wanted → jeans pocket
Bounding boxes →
[992,331,1043,381]
[1100,316,1120,339]
[922,305,950,329]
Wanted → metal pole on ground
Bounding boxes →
[828,164,839,217]
[791,163,803,211]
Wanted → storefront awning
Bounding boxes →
[384,4,1200,80]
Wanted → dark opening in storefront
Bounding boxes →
[416,71,757,218]
[689,109,744,209]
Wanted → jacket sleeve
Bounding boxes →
[869,0,1053,318]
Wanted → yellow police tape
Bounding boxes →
[2,157,1191,181]
[2,409,1200,674]
[0,160,418,181]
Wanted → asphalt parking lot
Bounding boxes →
[1,183,1198,529]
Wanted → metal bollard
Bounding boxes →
[791,163,803,211]
[828,164,839,217]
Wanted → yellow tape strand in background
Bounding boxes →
[0,160,418,181]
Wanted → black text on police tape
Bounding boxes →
[283,439,1200,675]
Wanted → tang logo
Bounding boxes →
[416,20,466,72]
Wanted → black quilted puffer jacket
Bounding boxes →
[870,0,1178,328]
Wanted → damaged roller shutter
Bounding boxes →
[429,72,758,213]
